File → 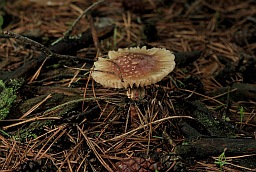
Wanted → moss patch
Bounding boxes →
[0,79,22,120]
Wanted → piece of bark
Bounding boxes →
[174,51,202,67]
[176,100,233,137]
[208,83,256,102]
[175,137,256,158]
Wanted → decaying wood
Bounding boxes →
[209,83,256,102]
[175,137,256,158]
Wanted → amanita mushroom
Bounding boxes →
[91,46,175,100]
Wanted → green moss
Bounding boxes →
[0,79,22,120]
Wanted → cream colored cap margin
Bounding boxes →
[91,46,175,88]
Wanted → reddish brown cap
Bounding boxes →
[91,46,175,88]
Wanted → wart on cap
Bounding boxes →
[91,46,175,89]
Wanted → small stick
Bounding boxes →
[63,0,105,38]
[4,31,53,57]
[2,31,94,61]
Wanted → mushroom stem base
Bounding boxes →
[127,87,146,100]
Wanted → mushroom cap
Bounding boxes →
[91,46,175,88]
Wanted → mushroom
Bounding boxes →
[91,46,175,100]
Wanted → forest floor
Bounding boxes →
[0,0,256,171]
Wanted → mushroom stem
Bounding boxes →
[127,87,146,100]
